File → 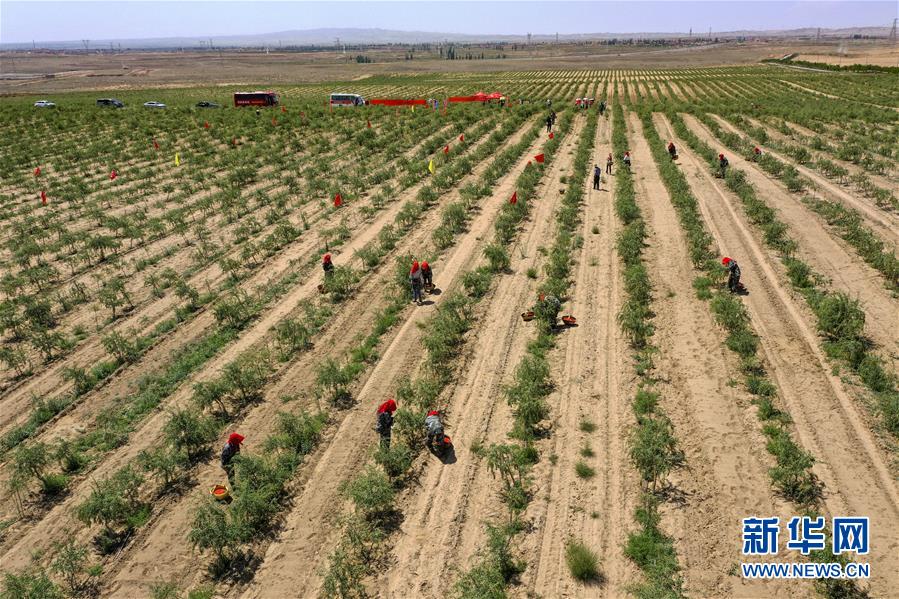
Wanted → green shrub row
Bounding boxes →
[611,100,686,598]
[458,109,601,597]
[319,112,576,597]
[672,112,899,438]
[646,110,877,598]
[697,113,898,289]
[645,110,828,507]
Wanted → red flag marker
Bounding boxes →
[153,139,159,150]
[40,190,47,205]
[509,191,518,205]
[333,193,342,207]
[204,121,210,129]
[34,167,41,177]
[109,170,118,180]
[459,134,464,142]
[549,132,554,140]
[367,119,372,129]
[534,153,545,164]
[443,145,449,155]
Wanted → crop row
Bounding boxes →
[611,101,686,598]
[651,109,869,598]
[676,113,899,435]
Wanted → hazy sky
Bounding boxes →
[1,1,896,43]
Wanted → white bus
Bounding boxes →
[329,93,366,107]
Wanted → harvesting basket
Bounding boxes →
[521,311,535,321]
[561,315,577,326]
[211,484,230,501]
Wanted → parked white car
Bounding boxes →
[34,100,56,108]
[143,101,166,108]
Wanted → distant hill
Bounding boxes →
[0,25,892,51]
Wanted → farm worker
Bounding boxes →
[593,164,601,190]
[221,432,244,486]
[537,292,562,326]
[753,146,762,159]
[722,257,742,293]
[410,260,424,305]
[598,100,606,115]
[718,153,729,178]
[322,253,334,278]
[425,410,444,451]
[623,151,632,171]
[550,110,557,125]
[606,153,613,175]
[575,98,582,108]
[667,141,677,159]
[546,115,553,133]
[421,261,433,289]
[375,399,397,449]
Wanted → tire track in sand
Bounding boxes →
[658,112,899,597]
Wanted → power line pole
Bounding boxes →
[82,39,90,53]
[816,27,821,42]
[889,18,897,43]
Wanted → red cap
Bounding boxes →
[427,410,440,417]
[378,399,397,414]
[421,261,429,269]
[719,153,724,159]
[323,253,331,263]
[722,257,731,265]
[228,433,245,446]
[410,260,420,274]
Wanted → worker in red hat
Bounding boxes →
[322,253,334,278]
[718,153,729,178]
[376,399,397,448]
[221,432,244,486]
[410,260,424,305]
[722,257,741,293]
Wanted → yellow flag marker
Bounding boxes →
[175,153,181,166]
[428,159,435,174]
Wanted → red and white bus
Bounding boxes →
[329,93,366,107]
[233,91,280,107]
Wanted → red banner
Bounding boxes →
[368,98,427,106]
